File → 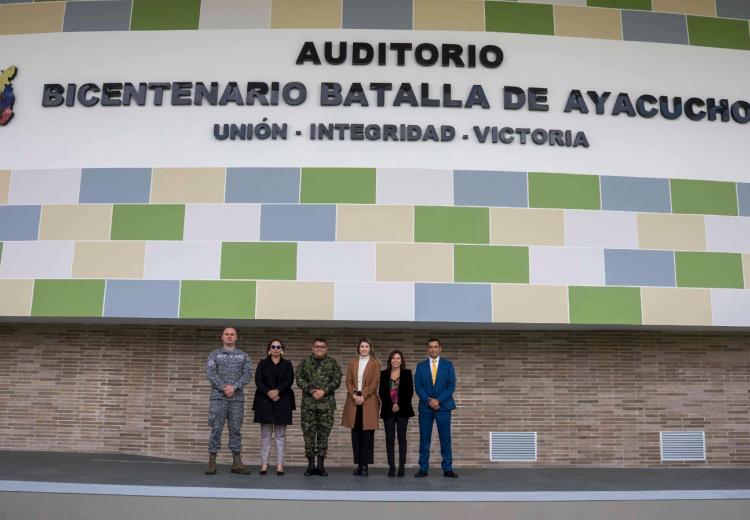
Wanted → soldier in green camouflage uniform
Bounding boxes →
[296,337,342,476]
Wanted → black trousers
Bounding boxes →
[351,405,374,465]
[383,415,409,468]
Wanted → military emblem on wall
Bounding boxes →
[0,65,18,126]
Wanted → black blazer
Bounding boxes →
[252,357,296,425]
[378,368,415,419]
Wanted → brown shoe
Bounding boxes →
[230,452,251,475]
[205,453,217,475]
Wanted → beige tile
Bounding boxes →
[337,205,413,242]
[271,0,341,28]
[413,0,484,31]
[744,254,749,289]
[492,284,569,324]
[642,287,712,326]
[72,242,145,279]
[637,213,706,251]
[652,0,715,16]
[376,243,452,282]
[0,280,34,316]
[0,170,9,204]
[256,281,334,319]
[554,5,622,40]
[0,3,64,35]
[200,0,271,29]
[491,208,565,246]
[151,168,225,203]
[39,205,112,240]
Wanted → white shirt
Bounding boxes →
[357,355,370,391]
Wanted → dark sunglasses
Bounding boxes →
[270,344,283,350]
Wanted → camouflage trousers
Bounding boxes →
[301,405,334,457]
[208,399,244,454]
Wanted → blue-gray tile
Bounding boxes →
[0,0,32,3]
[415,283,492,323]
[226,168,300,203]
[63,0,132,32]
[454,170,527,208]
[0,206,41,240]
[605,249,675,287]
[601,176,671,213]
[260,204,336,241]
[343,0,412,29]
[79,168,151,203]
[738,183,750,217]
[717,0,750,20]
[622,11,689,45]
[103,280,180,318]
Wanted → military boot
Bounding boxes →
[317,456,328,477]
[230,452,251,475]
[205,453,217,475]
[304,456,317,476]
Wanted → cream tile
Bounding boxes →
[491,208,564,246]
[151,168,225,203]
[337,205,413,242]
[637,213,706,251]
[0,3,64,35]
[743,254,749,289]
[413,0,484,31]
[256,281,334,319]
[39,205,112,240]
[652,0,715,16]
[492,284,569,324]
[0,171,9,204]
[271,0,341,28]
[73,242,145,279]
[641,287,712,326]
[0,280,34,316]
[376,243,452,282]
[554,5,622,40]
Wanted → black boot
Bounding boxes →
[388,466,395,477]
[361,464,369,477]
[317,456,328,477]
[304,456,317,476]
[397,465,405,477]
[353,464,362,476]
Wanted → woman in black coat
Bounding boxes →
[253,338,295,475]
[379,350,415,477]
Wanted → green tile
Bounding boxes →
[31,280,105,317]
[179,281,256,319]
[687,16,750,50]
[569,286,642,325]
[131,0,201,31]
[415,206,489,244]
[111,205,184,240]
[670,179,738,216]
[221,242,297,280]
[485,2,554,35]
[455,245,529,283]
[587,0,652,10]
[300,168,375,204]
[528,172,600,210]
[675,252,744,288]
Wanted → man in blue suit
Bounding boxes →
[414,338,458,478]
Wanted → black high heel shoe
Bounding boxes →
[259,465,268,475]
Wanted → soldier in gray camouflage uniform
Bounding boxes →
[205,327,252,475]
[296,337,342,476]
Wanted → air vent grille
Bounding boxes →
[660,431,706,461]
[489,432,537,462]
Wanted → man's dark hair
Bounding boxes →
[426,337,441,346]
[312,337,327,345]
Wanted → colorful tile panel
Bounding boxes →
[336,205,413,242]
[621,10,689,44]
[376,243,453,282]
[377,169,453,206]
[670,179,738,216]
[587,0,652,10]
[413,0,484,31]
[334,282,415,321]
[179,280,256,319]
[0,2,63,34]
[342,0,412,29]
[485,1,555,35]
[716,0,750,19]
[31,279,105,317]
[415,283,492,322]
[301,168,375,204]
[0,279,33,317]
[144,242,221,280]
[637,213,706,251]
[0,171,9,204]
[225,168,300,204]
[490,208,564,246]
[63,0,132,32]
[641,287,712,325]
[260,204,336,241]
[298,242,375,282]
[454,171,527,208]
[554,5,623,40]
[199,0,271,29]
[103,280,180,318]
[454,245,529,283]
[600,176,671,213]
[414,206,489,244]
[0,241,74,278]
[529,172,600,210]
[131,0,201,30]
[9,169,80,205]
[675,251,744,288]
[220,242,296,280]
[39,205,112,240]
[492,284,569,324]
[270,0,342,28]
[255,281,334,319]
[686,14,750,50]
[79,168,151,204]
[72,242,145,279]
[653,0,715,16]
[604,248,675,286]
[111,205,185,240]
[0,206,40,240]
[151,168,225,204]
[569,286,642,325]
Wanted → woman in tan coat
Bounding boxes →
[341,338,381,476]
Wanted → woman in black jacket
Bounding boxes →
[253,338,295,475]
[378,350,415,477]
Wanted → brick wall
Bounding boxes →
[0,324,747,468]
